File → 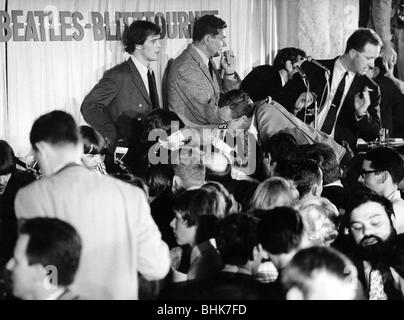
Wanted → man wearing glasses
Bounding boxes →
[358,147,404,233]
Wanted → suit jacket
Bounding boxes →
[81,59,158,152]
[254,99,347,162]
[240,65,284,102]
[374,74,404,137]
[278,58,382,150]
[167,44,240,126]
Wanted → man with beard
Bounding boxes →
[341,191,402,299]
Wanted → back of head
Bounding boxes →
[344,28,382,54]
[123,20,161,54]
[216,214,257,266]
[374,56,388,75]
[273,47,307,71]
[282,246,357,300]
[261,131,298,165]
[364,147,404,185]
[279,159,322,199]
[146,164,174,198]
[173,189,219,243]
[21,217,82,287]
[303,143,340,185]
[0,140,16,175]
[30,110,79,150]
[192,14,227,42]
[145,109,184,137]
[296,197,340,246]
[249,177,298,211]
[218,89,255,120]
[79,125,105,155]
[201,181,238,217]
[256,206,304,255]
[173,153,206,190]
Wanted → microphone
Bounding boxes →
[295,65,307,79]
[307,56,330,74]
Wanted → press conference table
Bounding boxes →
[356,138,404,154]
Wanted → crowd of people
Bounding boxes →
[1,13,404,300]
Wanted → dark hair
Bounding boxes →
[345,191,395,227]
[123,20,161,54]
[344,28,382,54]
[386,234,404,278]
[216,214,257,265]
[364,147,404,185]
[146,164,174,198]
[304,143,340,185]
[21,218,82,287]
[273,47,307,71]
[279,159,322,198]
[261,132,298,165]
[79,125,105,155]
[173,189,219,244]
[282,246,355,297]
[0,140,16,175]
[218,90,255,119]
[374,56,388,75]
[30,111,79,150]
[192,15,226,42]
[256,207,304,255]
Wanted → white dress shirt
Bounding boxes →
[131,55,150,95]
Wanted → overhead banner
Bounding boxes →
[0,9,219,42]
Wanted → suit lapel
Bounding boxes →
[127,59,152,104]
[187,45,217,86]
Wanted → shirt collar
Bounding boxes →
[192,44,210,68]
[335,57,355,79]
[131,55,150,75]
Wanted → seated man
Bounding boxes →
[7,218,82,300]
[241,47,306,102]
[281,246,359,300]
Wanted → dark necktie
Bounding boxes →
[147,69,159,108]
[208,60,214,79]
[321,71,348,134]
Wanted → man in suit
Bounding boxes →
[14,111,170,299]
[167,14,240,126]
[81,20,161,167]
[279,28,383,152]
[7,218,82,300]
[240,47,307,102]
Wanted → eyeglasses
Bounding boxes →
[359,169,380,179]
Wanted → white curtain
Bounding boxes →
[3,0,358,156]
[0,0,6,140]
[5,0,279,156]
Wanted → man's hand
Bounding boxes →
[381,43,397,71]
[354,86,371,117]
[294,91,316,114]
[220,50,236,75]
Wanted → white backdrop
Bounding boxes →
[0,0,6,140]
[0,0,358,156]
